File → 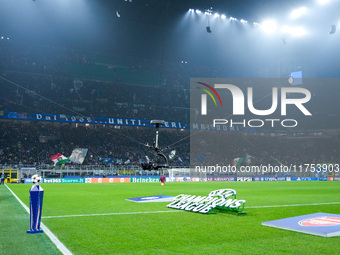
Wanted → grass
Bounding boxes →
[0,184,60,255]
[1,181,340,255]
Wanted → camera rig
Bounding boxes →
[141,120,169,170]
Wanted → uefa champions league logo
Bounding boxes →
[167,189,246,214]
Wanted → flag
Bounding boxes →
[98,156,114,164]
[178,157,184,165]
[104,158,114,164]
[124,159,131,164]
[169,150,176,160]
[69,148,88,164]
[245,153,254,164]
[195,153,205,164]
[50,153,70,166]
[232,157,243,167]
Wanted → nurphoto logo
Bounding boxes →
[195,79,312,128]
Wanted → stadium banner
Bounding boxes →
[253,176,286,181]
[0,111,257,132]
[237,177,252,182]
[41,178,85,183]
[290,177,319,181]
[334,177,340,181]
[1,111,186,129]
[21,167,36,171]
[175,177,192,182]
[86,177,130,183]
[199,177,235,182]
[130,177,160,183]
[166,177,174,182]
[24,178,33,184]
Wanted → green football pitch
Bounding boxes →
[1,181,340,255]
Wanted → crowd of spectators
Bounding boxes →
[0,120,190,167]
[190,131,340,167]
[0,71,190,122]
[0,40,220,123]
[0,120,339,169]
[1,40,339,129]
[0,39,339,169]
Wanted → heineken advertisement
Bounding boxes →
[42,178,85,183]
[131,177,160,183]
[167,189,246,214]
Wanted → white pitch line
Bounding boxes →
[247,201,340,209]
[41,201,340,219]
[5,184,72,255]
[43,210,182,219]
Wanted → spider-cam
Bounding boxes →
[141,120,169,170]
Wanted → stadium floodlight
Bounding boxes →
[261,20,277,33]
[290,7,307,19]
[214,13,220,18]
[253,22,261,27]
[195,9,201,14]
[188,9,194,12]
[229,17,237,21]
[221,14,226,19]
[204,9,213,15]
[240,19,248,24]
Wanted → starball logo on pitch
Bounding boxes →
[194,79,312,129]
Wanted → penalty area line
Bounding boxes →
[5,184,72,255]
